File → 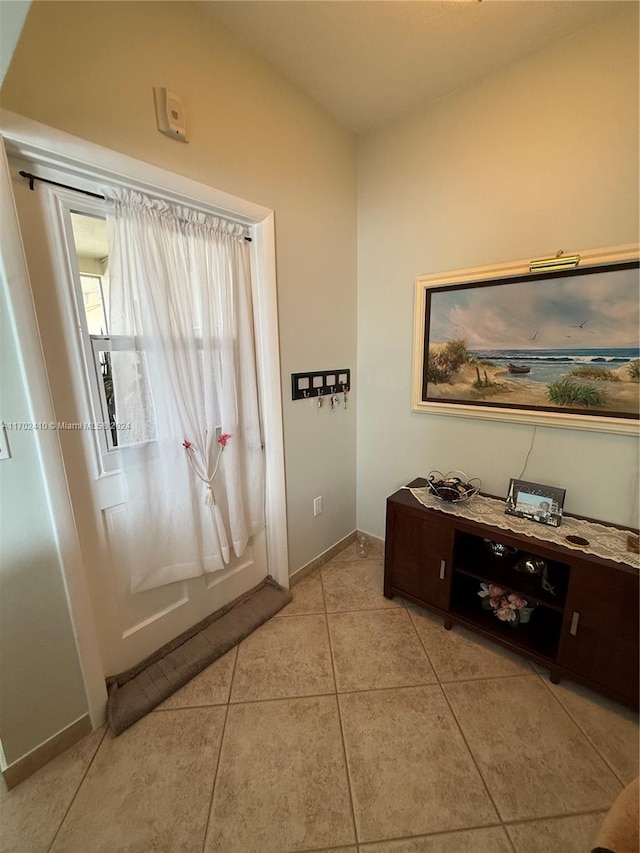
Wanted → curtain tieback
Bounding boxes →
[182,434,232,506]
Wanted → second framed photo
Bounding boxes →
[505,479,566,528]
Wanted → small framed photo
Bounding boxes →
[505,479,566,528]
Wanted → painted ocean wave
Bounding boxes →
[467,348,639,384]
[470,348,639,365]
[476,355,631,363]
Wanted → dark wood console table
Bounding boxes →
[384,479,639,710]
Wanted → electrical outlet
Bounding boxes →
[313,496,323,517]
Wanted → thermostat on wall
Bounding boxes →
[153,87,188,142]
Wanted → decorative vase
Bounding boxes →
[518,606,536,624]
[356,532,369,559]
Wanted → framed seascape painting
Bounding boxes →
[412,246,640,435]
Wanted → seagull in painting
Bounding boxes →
[571,320,589,329]
[529,330,539,342]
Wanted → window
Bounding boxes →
[69,211,156,451]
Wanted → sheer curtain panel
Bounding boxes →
[105,188,265,592]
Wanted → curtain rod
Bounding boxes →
[17,171,253,241]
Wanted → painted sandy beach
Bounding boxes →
[426,345,639,415]
[424,266,639,417]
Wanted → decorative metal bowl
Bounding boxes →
[426,470,481,503]
[484,539,518,558]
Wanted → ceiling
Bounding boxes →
[203,0,628,134]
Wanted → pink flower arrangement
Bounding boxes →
[478,583,531,624]
[218,433,231,448]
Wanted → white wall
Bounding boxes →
[0,1,30,87]
[357,8,639,537]
[1,0,358,574]
[0,282,87,765]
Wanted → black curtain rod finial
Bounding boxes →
[19,169,106,200]
[20,171,36,191]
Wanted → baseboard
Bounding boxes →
[290,530,357,586]
[289,530,386,586]
[2,714,92,790]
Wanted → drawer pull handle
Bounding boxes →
[570,611,580,636]
[439,560,446,580]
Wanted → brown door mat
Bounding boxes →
[106,575,292,735]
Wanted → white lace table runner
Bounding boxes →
[406,488,639,570]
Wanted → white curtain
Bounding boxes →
[105,188,265,592]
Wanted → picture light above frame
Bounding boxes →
[412,244,639,436]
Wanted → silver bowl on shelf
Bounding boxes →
[483,539,518,558]
[426,470,481,503]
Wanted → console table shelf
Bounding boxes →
[384,479,639,710]
[453,531,569,612]
[450,571,563,661]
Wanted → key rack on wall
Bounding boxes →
[291,369,350,400]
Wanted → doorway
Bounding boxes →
[2,119,287,715]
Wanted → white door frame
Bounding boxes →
[0,110,289,727]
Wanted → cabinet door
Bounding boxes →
[558,560,639,703]
[608,638,639,705]
[608,571,639,702]
[385,506,453,610]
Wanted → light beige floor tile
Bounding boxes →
[328,609,436,692]
[301,848,358,853]
[361,826,512,852]
[156,647,236,709]
[0,726,105,853]
[339,685,498,842]
[408,605,530,682]
[543,678,639,784]
[276,571,325,616]
[330,540,384,563]
[444,676,622,822]
[321,560,402,612]
[230,614,334,702]
[506,812,605,853]
[50,708,225,853]
[205,695,355,852]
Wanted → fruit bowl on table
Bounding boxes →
[426,470,481,503]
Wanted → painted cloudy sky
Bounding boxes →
[429,267,639,351]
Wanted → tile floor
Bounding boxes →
[2,544,638,853]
